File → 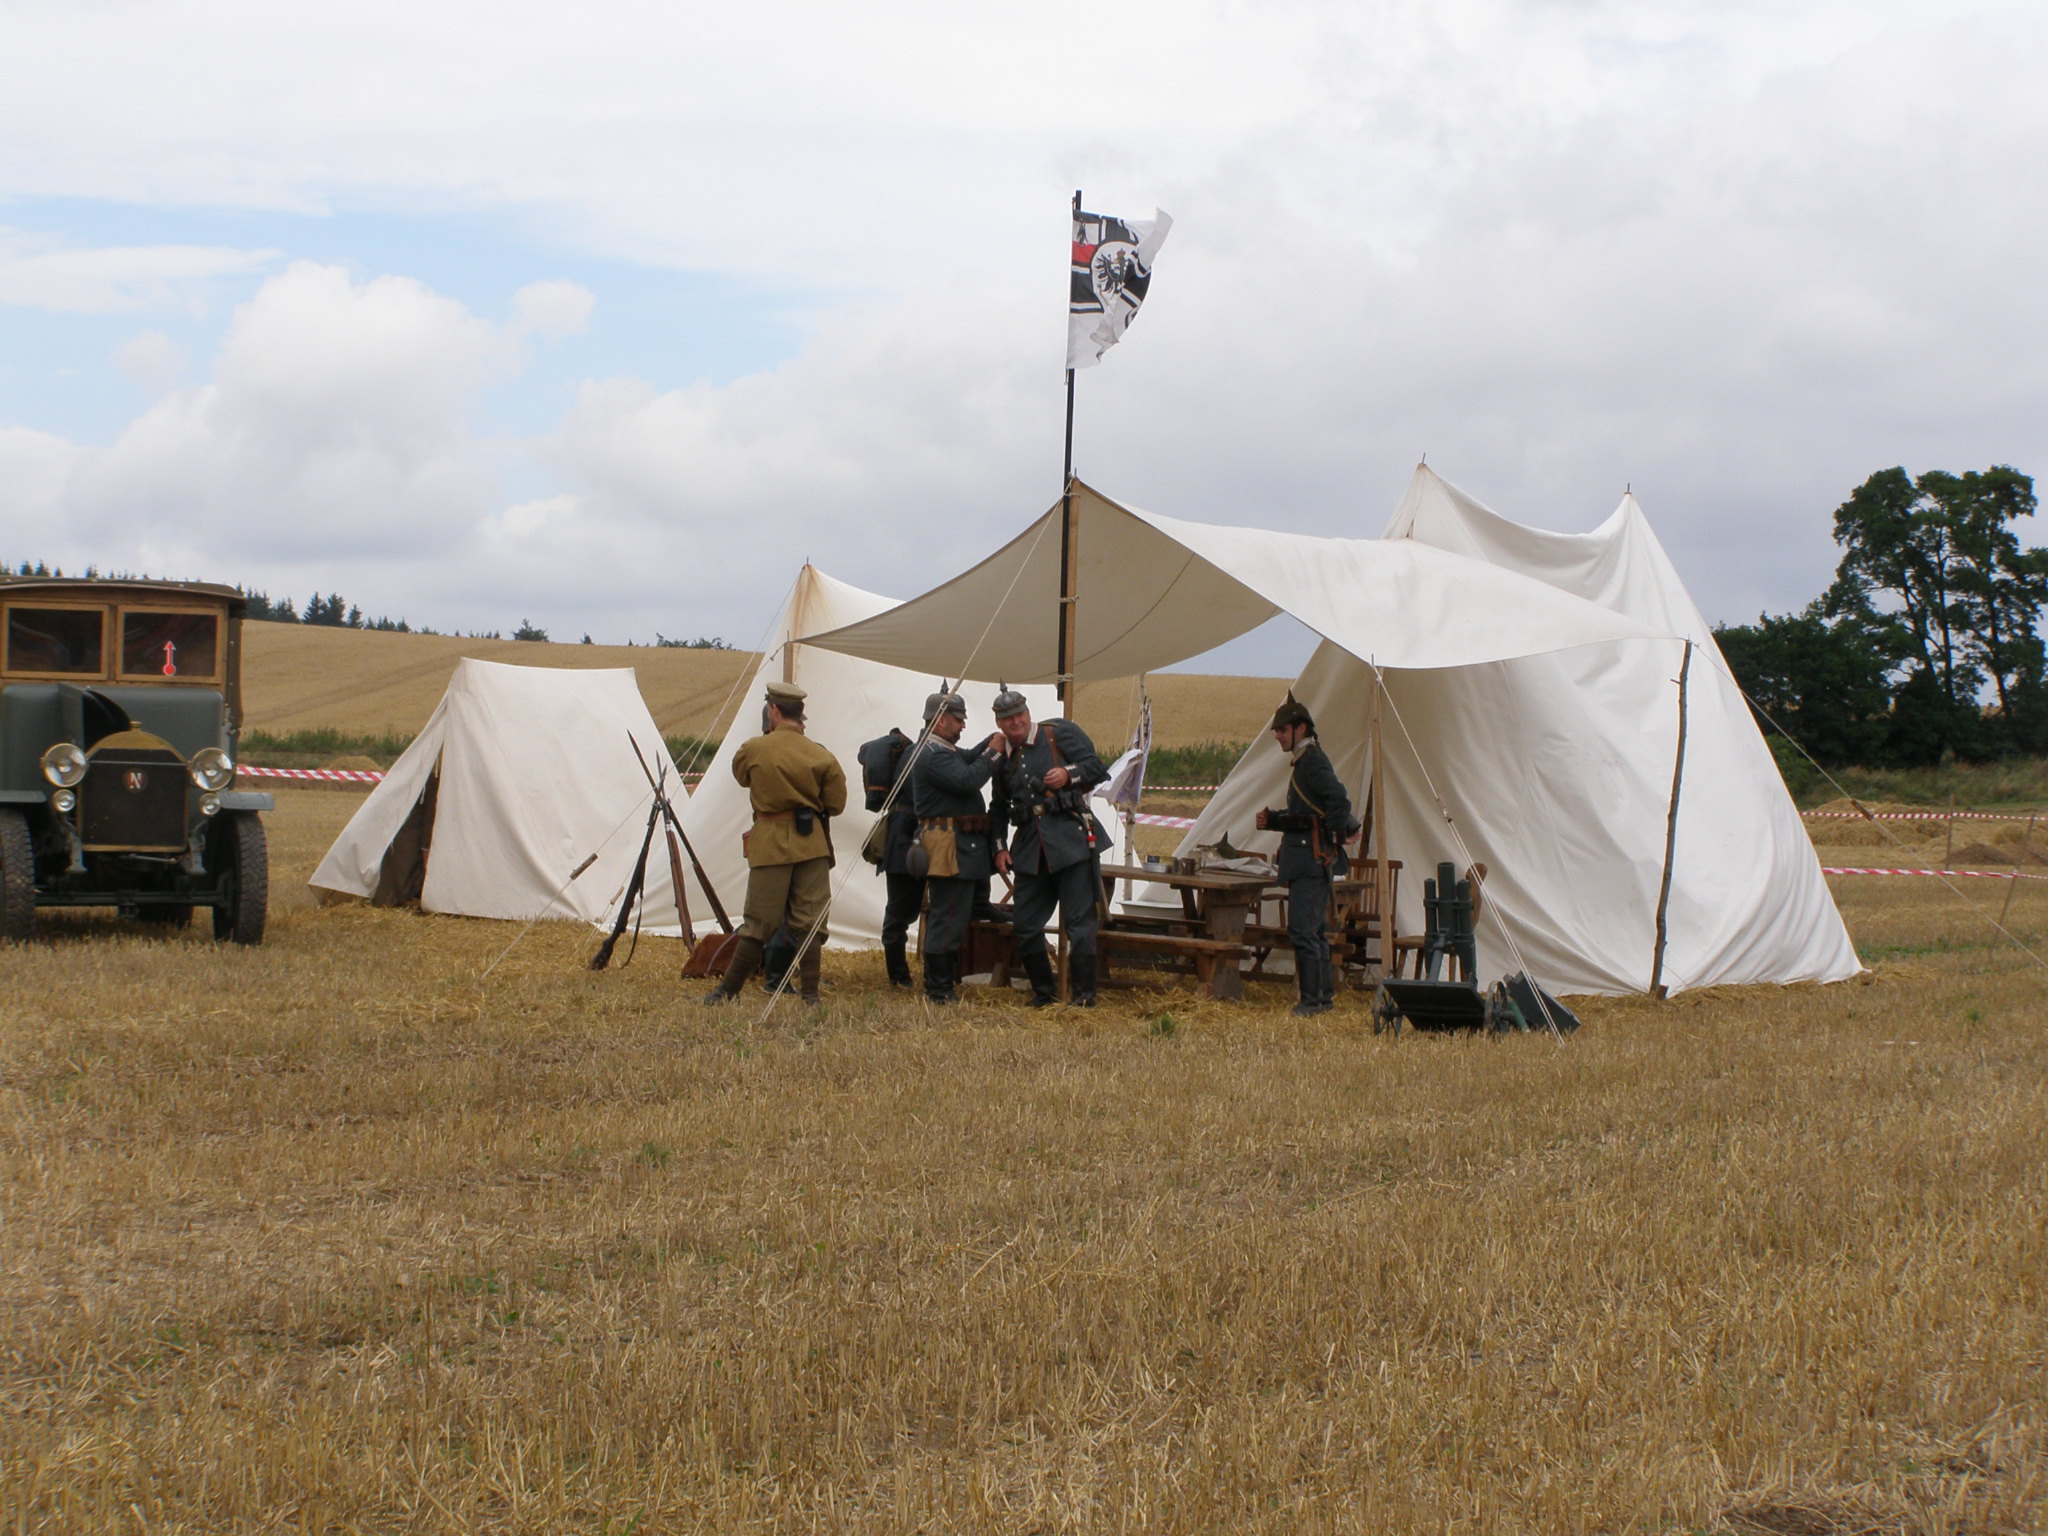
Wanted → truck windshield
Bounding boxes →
[4,607,105,675]
[121,611,219,679]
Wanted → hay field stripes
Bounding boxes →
[1,788,2045,1533]
[238,620,1286,752]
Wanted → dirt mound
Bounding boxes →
[1950,839,2048,868]
[323,754,384,773]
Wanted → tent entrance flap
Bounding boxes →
[371,762,439,907]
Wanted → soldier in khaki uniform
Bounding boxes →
[702,679,848,1006]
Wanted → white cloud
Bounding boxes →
[511,281,594,340]
[114,330,185,395]
[2,0,2047,648]
[0,232,278,313]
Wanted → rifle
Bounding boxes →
[589,771,665,971]
[624,734,740,978]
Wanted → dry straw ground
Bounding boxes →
[3,790,2045,1534]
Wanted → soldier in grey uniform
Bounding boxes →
[908,686,1006,1003]
[856,724,921,988]
[990,687,1109,1007]
[1255,693,1360,1016]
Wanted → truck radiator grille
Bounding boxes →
[81,747,187,850]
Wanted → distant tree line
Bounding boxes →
[1716,466,2048,767]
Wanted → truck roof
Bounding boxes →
[0,576,246,606]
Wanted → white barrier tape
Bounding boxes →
[1133,812,1198,829]
[1822,865,2048,881]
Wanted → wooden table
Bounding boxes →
[1097,863,1276,1000]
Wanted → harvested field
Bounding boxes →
[1,791,2044,1533]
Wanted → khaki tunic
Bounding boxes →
[731,723,848,867]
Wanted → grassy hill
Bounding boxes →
[240,620,1286,758]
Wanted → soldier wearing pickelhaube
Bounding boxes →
[855,721,922,988]
[1255,691,1360,1016]
[702,679,848,1007]
[908,682,1005,1003]
[990,685,1110,1007]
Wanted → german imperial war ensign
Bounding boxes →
[1068,208,1172,370]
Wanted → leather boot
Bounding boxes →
[703,936,764,1005]
[923,951,958,1004]
[798,943,823,1006]
[1020,949,1059,1008]
[883,941,914,989]
[1290,954,1325,1016]
[1067,946,1098,1008]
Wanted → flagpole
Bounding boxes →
[1057,188,1081,711]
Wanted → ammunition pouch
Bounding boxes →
[793,807,816,838]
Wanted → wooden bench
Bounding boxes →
[1098,928,1251,999]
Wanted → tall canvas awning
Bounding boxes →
[801,468,1859,996]
[798,480,1672,681]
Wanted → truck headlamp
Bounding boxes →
[188,747,234,791]
[52,788,76,813]
[41,742,87,788]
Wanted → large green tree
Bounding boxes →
[1823,464,2048,760]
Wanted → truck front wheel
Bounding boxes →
[0,808,33,943]
[211,812,268,945]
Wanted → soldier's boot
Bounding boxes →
[1067,946,1099,1008]
[797,943,823,1007]
[702,936,764,1006]
[923,952,958,1004]
[1020,949,1059,1009]
[1318,955,1341,1010]
[883,941,914,989]
[1291,956,1331,1017]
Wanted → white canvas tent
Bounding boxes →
[801,470,1860,996]
[309,658,689,932]
[673,564,1084,951]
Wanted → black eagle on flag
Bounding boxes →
[1068,208,1171,370]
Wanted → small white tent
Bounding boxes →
[801,471,1860,996]
[674,565,1072,949]
[309,658,688,931]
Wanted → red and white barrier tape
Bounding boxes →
[1804,809,2036,822]
[240,764,383,783]
[1132,811,1198,829]
[1822,865,2047,881]
[240,765,706,786]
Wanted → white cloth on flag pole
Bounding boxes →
[1068,208,1171,370]
[1099,693,1152,808]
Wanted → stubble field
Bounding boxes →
[2,788,2044,1534]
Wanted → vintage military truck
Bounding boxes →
[0,577,273,942]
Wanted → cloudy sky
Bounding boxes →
[2,0,2043,670]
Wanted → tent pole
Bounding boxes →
[1057,189,1080,709]
[1370,666,1391,977]
[1650,640,1693,998]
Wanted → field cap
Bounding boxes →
[1270,691,1314,731]
[991,684,1031,720]
[765,680,808,706]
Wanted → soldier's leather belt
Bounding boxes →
[920,815,989,832]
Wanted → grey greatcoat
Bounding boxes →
[1270,739,1356,881]
[909,738,1003,883]
[992,719,1109,875]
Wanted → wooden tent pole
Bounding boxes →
[1650,641,1693,998]
[1370,664,1392,975]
